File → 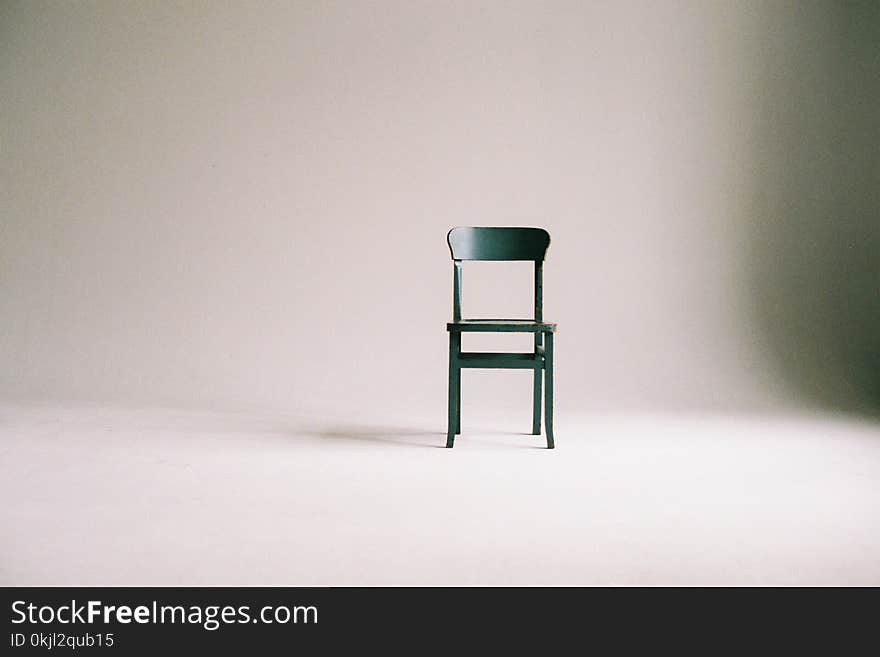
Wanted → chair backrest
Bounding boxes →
[446,227,551,322]
[447,227,550,261]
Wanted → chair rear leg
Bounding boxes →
[544,332,555,449]
[455,368,461,435]
[532,334,542,435]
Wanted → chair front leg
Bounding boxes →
[544,331,554,449]
[446,331,460,447]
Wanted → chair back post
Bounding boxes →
[534,261,543,322]
[452,260,462,322]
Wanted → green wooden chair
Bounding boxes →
[446,227,556,449]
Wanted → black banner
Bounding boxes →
[1,587,874,652]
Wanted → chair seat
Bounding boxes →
[447,319,557,333]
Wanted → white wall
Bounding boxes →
[2,1,877,416]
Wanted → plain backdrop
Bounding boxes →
[2,0,880,587]
[2,0,878,419]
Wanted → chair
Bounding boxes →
[445,227,556,449]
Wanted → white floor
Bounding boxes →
[2,401,879,586]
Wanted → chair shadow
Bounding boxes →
[315,425,547,449]
[316,426,448,448]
